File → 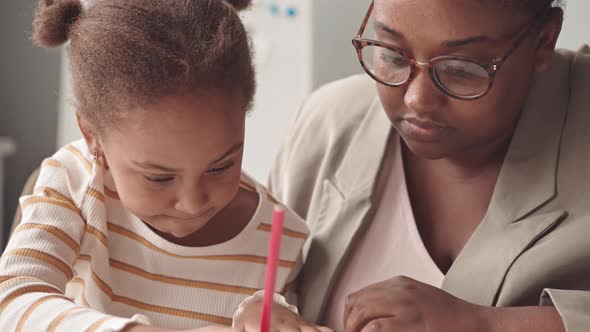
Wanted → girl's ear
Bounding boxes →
[76,112,103,156]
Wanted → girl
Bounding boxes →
[0,1,330,331]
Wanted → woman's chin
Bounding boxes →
[401,138,452,160]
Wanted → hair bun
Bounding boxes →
[32,0,82,48]
[225,0,252,11]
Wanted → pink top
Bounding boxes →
[324,137,444,331]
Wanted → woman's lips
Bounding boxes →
[399,118,448,142]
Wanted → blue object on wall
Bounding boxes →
[286,6,297,18]
[268,3,280,16]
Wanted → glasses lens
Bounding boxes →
[361,45,411,85]
[433,59,490,97]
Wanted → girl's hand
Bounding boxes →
[234,301,334,332]
[125,323,244,332]
[189,326,244,332]
[343,276,490,332]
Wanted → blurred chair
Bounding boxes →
[9,168,40,239]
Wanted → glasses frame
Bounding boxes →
[352,1,550,100]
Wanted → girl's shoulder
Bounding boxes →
[50,139,95,174]
[14,140,95,248]
[33,139,97,211]
[240,172,309,237]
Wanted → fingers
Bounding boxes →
[262,324,331,332]
[345,313,398,332]
[344,293,418,332]
[359,317,410,332]
[299,326,322,332]
[242,316,331,332]
[299,325,335,332]
[271,327,299,332]
[343,277,411,323]
[344,291,399,332]
[314,325,335,332]
[343,277,422,332]
[190,326,244,332]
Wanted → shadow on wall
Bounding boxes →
[0,0,61,250]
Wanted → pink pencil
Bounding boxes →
[260,205,285,332]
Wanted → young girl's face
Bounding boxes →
[99,93,246,238]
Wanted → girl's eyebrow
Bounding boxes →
[131,142,244,172]
[132,161,179,173]
[208,142,244,165]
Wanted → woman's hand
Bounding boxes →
[343,276,490,332]
[234,301,334,332]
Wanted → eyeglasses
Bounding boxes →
[352,1,550,100]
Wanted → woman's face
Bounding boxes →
[372,0,561,160]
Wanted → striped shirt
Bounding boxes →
[0,140,309,331]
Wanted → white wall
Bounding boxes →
[557,0,590,49]
[57,54,78,149]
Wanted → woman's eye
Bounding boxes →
[380,54,407,67]
[452,69,471,76]
[144,175,175,183]
[444,66,475,78]
[207,161,235,175]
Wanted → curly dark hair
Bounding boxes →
[32,0,256,131]
[498,0,565,11]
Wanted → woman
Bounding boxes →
[270,0,590,331]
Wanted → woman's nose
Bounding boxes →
[403,64,446,116]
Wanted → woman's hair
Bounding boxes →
[501,0,565,12]
[32,0,255,130]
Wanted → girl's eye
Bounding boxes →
[144,175,175,183]
[207,161,235,175]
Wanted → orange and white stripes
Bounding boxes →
[0,139,308,331]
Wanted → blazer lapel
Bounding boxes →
[443,51,573,305]
[299,97,392,322]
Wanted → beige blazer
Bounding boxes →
[269,47,590,331]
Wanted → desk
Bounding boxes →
[0,138,16,248]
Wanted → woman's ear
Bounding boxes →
[534,8,564,72]
[76,112,103,155]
